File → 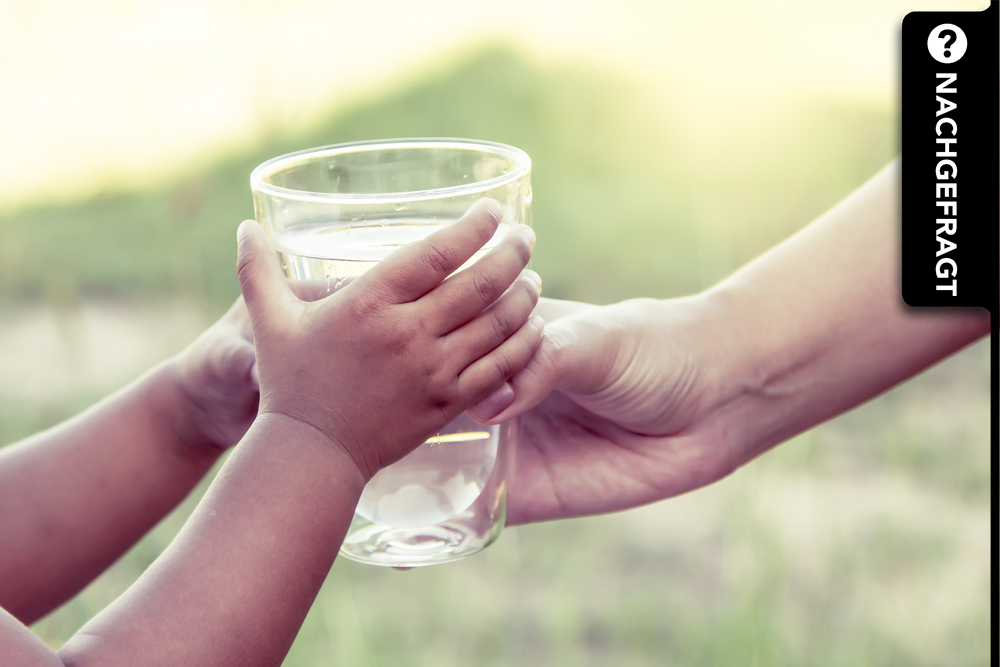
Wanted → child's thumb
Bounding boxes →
[236,220,293,320]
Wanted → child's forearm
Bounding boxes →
[56,414,364,667]
[0,359,224,624]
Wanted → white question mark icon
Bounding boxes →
[940,29,957,58]
[927,24,967,64]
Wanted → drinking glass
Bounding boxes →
[250,139,532,566]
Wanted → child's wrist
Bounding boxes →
[251,411,370,490]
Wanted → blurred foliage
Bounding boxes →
[0,46,893,307]
[3,45,989,667]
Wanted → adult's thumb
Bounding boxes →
[236,220,293,321]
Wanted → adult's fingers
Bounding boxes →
[424,224,536,335]
[355,199,504,305]
[456,316,545,407]
[236,220,296,326]
[444,270,541,369]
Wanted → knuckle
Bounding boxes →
[217,342,241,372]
[381,315,423,357]
[380,325,409,355]
[472,270,497,304]
[431,389,456,413]
[490,308,516,341]
[490,350,515,382]
[509,233,532,267]
[419,242,454,276]
[428,377,459,413]
[223,347,254,383]
[344,288,385,321]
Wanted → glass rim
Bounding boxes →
[250,138,532,204]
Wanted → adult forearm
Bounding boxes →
[0,360,222,623]
[58,415,364,667]
[696,159,989,464]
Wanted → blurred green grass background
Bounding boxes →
[0,47,893,306]
[1,47,990,666]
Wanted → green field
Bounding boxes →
[1,46,990,666]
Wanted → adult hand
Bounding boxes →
[469,162,989,526]
[469,296,733,525]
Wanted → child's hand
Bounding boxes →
[173,297,260,448]
[237,199,543,480]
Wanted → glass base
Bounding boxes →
[339,513,504,567]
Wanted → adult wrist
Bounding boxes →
[691,280,823,467]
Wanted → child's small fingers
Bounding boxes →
[217,295,253,343]
[468,330,561,424]
[444,270,541,367]
[249,359,259,390]
[218,338,258,387]
[356,199,503,304]
[456,316,545,406]
[236,220,297,323]
[424,224,536,335]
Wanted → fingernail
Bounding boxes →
[529,315,545,331]
[526,226,536,249]
[469,383,515,421]
[524,270,542,295]
[487,200,503,223]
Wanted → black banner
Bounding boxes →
[901,0,998,311]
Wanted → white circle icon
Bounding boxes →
[927,24,967,64]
